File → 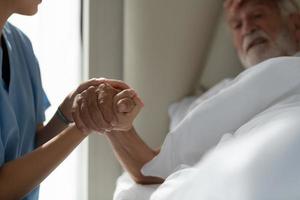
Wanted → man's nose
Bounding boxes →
[242,19,257,36]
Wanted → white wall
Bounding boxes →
[124,0,223,148]
[83,0,124,199]
[85,0,230,199]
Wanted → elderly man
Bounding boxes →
[72,0,300,184]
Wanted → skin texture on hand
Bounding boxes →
[110,86,143,131]
[59,78,120,123]
[59,78,134,125]
[96,83,120,124]
[72,79,143,135]
[117,98,135,113]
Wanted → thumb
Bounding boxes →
[117,98,135,113]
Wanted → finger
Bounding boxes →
[117,98,135,113]
[111,95,143,131]
[114,89,137,102]
[128,95,144,117]
[113,89,137,116]
[97,84,118,123]
[114,89,144,112]
[75,78,108,94]
[72,95,89,133]
[111,89,143,131]
[102,79,131,90]
[86,86,112,131]
[79,92,100,131]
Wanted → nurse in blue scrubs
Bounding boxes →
[0,0,132,199]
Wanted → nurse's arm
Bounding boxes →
[35,110,71,146]
[0,125,87,200]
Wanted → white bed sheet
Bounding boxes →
[113,172,159,200]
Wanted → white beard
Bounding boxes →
[239,26,298,68]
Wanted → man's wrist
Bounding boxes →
[105,127,134,137]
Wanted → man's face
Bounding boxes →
[225,0,298,68]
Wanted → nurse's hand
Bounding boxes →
[71,81,143,135]
[59,78,131,124]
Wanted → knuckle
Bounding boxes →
[75,93,81,100]
[95,87,101,93]
[82,89,88,95]
[81,91,88,97]
[99,83,106,89]
[91,78,97,81]
[80,102,87,111]
[87,86,96,92]
[98,97,106,106]
[71,106,77,114]
[99,77,107,81]
[124,90,132,95]
[77,95,84,102]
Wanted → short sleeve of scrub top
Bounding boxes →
[0,22,50,200]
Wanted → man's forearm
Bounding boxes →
[105,128,163,184]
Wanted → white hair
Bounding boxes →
[277,0,300,16]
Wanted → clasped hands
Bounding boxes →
[71,79,143,135]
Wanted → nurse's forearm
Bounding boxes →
[35,110,70,146]
[0,125,86,200]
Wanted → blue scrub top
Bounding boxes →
[0,22,50,200]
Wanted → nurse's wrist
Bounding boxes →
[59,98,74,123]
[56,107,73,125]
[68,124,90,139]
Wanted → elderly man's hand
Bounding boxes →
[72,80,143,135]
[111,85,144,132]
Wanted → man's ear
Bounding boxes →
[289,12,300,43]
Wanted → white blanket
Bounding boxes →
[115,95,300,200]
[114,57,300,199]
[151,94,300,200]
[113,172,159,200]
[143,57,300,178]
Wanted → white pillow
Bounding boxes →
[150,95,300,199]
[142,57,300,178]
